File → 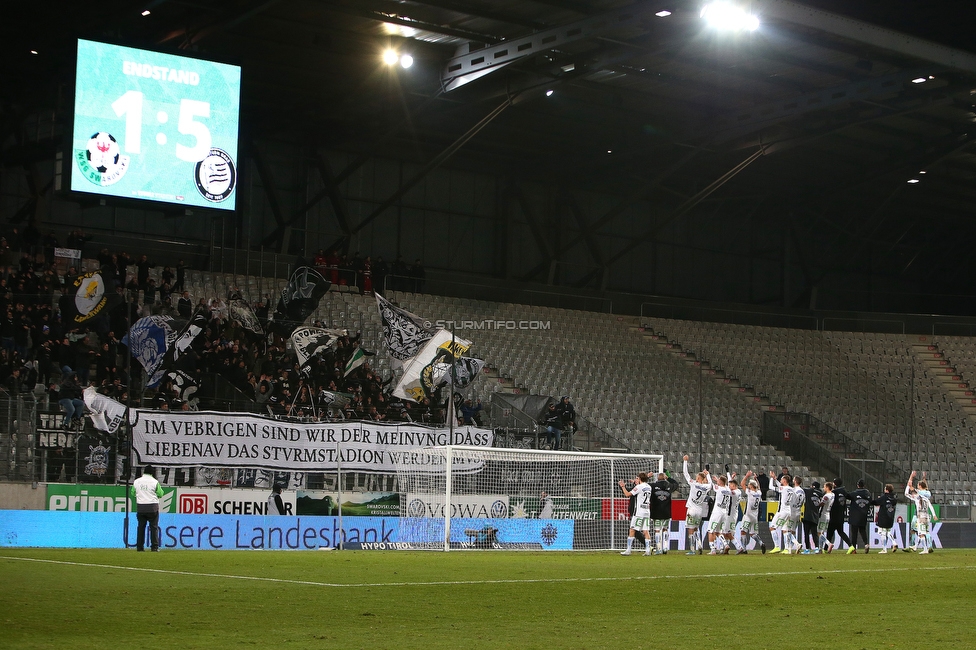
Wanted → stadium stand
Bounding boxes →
[12,254,976,507]
[387,291,823,491]
[641,317,975,503]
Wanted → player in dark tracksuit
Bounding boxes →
[872,484,899,553]
[826,478,853,550]
[847,479,872,553]
[802,482,824,551]
[649,472,679,554]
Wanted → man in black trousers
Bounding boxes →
[648,470,679,554]
[872,484,899,553]
[847,479,872,554]
[825,477,853,552]
[802,480,824,553]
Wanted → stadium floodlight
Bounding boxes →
[382,49,399,65]
[907,178,920,183]
[141,9,151,16]
[30,50,38,55]
[700,2,760,31]
[400,54,414,69]
[393,446,664,551]
[911,77,927,84]
[546,89,554,97]
[656,10,672,17]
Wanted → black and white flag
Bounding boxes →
[290,326,345,368]
[270,266,330,336]
[228,299,264,335]
[151,311,207,387]
[123,312,207,388]
[435,356,486,389]
[123,315,178,387]
[166,369,199,402]
[393,329,471,402]
[83,386,126,435]
[375,291,434,368]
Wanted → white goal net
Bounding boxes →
[393,446,663,551]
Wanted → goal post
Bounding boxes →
[393,446,664,551]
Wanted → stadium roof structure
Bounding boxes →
[3,0,976,312]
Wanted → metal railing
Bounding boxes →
[487,393,629,453]
[384,273,614,314]
[641,301,819,330]
[762,411,899,496]
[0,389,38,482]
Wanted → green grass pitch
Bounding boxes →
[2,548,974,649]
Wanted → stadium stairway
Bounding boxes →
[910,336,976,424]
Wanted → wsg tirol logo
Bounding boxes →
[76,131,130,187]
[194,148,236,202]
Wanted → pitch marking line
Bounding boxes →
[1,555,973,588]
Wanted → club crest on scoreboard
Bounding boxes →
[75,131,130,187]
[194,147,237,202]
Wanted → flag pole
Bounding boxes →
[448,329,456,439]
[122,289,134,548]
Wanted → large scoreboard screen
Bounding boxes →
[70,39,241,211]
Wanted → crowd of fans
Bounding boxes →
[0,226,450,427]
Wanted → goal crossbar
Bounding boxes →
[394,446,665,551]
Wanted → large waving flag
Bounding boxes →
[435,356,486,390]
[393,330,471,402]
[152,311,207,387]
[165,369,199,402]
[228,298,264,335]
[123,312,207,387]
[83,386,126,434]
[269,266,330,336]
[123,315,177,386]
[343,345,376,377]
[65,271,120,325]
[375,292,434,368]
[290,326,344,369]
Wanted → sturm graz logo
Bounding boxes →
[194,148,237,202]
[490,499,508,518]
[540,524,558,546]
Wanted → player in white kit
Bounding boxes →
[785,476,806,554]
[707,474,733,555]
[683,455,712,555]
[816,482,835,553]
[767,472,793,553]
[737,472,766,554]
[722,476,743,553]
[905,471,938,554]
[619,473,653,556]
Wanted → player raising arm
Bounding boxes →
[905,471,938,554]
[767,471,792,554]
[706,473,733,555]
[619,473,653,556]
[683,455,712,555]
[738,471,765,554]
